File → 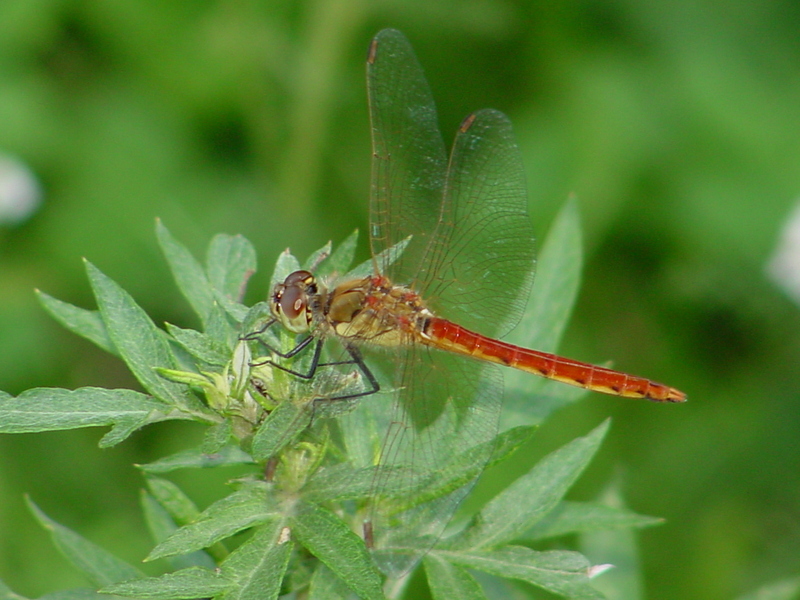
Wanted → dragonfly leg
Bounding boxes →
[249,331,380,402]
[319,345,380,402]
[239,317,277,340]
[252,335,322,377]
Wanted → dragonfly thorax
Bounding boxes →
[326,275,434,347]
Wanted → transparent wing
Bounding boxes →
[359,29,535,575]
[366,29,448,280]
[367,31,535,338]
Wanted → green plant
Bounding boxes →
[0,204,662,600]
[0,27,672,600]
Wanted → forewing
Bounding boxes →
[366,29,448,280]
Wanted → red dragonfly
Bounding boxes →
[262,29,684,573]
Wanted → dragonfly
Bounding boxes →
[260,29,684,574]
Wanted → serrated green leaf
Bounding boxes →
[291,502,385,600]
[146,483,275,561]
[309,564,355,600]
[205,300,240,346]
[303,464,380,503]
[99,415,157,448]
[452,420,610,550]
[250,397,312,462]
[271,249,301,289]
[140,491,216,571]
[207,234,257,303]
[524,501,662,541]
[101,567,233,599]
[36,291,117,356]
[424,554,488,600]
[316,230,359,279]
[156,219,215,325]
[487,426,538,466]
[219,523,292,600]
[27,498,143,588]
[145,476,202,524]
[411,426,538,508]
[202,420,233,453]
[439,546,604,600]
[153,368,210,388]
[0,387,175,446]
[736,576,800,600]
[165,323,231,366]
[144,476,234,564]
[137,445,254,473]
[345,235,411,280]
[303,240,333,272]
[85,260,198,410]
[503,198,585,427]
[214,295,251,323]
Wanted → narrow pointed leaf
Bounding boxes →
[439,546,604,600]
[250,397,312,462]
[303,464,381,503]
[219,523,292,600]
[207,233,256,303]
[291,502,385,600]
[303,240,333,272]
[345,235,411,280]
[146,483,275,561]
[202,419,233,454]
[424,554,488,600]
[413,425,538,506]
[316,230,359,279]
[143,477,229,564]
[140,491,216,571]
[27,499,143,588]
[0,387,174,446]
[453,420,609,550]
[137,445,254,473]
[145,476,202,524]
[85,260,197,409]
[36,291,116,355]
[156,219,215,324]
[524,501,662,541]
[309,564,355,600]
[270,249,301,289]
[164,324,230,366]
[204,299,240,344]
[101,567,233,598]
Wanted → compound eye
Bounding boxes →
[279,286,306,319]
[284,270,313,286]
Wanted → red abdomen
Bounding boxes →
[423,318,685,402]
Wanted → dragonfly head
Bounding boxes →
[271,270,317,334]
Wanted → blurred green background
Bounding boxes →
[2,1,799,599]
